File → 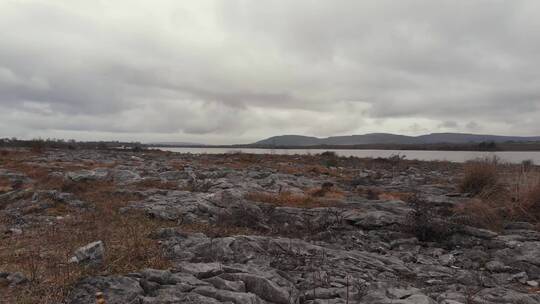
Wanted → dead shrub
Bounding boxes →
[319,151,339,168]
[459,157,501,195]
[453,198,505,231]
[454,166,540,229]
[522,181,540,222]
[521,159,535,172]
[29,140,45,154]
[405,194,455,242]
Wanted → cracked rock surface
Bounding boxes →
[1,149,539,303]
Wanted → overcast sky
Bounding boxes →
[1,1,540,144]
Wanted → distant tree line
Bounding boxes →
[0,138,146,151]
[477,141,498,151]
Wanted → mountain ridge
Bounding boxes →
[254,132,540,146]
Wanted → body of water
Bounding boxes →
[155,147,540,164]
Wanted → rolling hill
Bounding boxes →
[254,133,540,147]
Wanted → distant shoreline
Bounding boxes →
[148,142,540,152]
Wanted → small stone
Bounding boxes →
[526,280,539,287]
[510,272,528,284]
[485,260,508,273]
[439,254,455,266]
[140,269,172,285]
[387,287,421,299]
[461,226,498,239]
[7,272,28,286]
[8,228,22,235]
[69,241,105,266]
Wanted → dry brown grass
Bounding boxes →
[191,153,351,179]
[0,179,173,303]
[0,177,12,193]
[378,191,415,201]
[274,164,344,178]
[459,157,500,195]
[521,180,540,222]
[454,161,540,230]
[245,186,344,208]
[169,160,189,171]
[0,150,116,192]
[131,179,179,190]
[355,187,414,201]
[453,198,506,231]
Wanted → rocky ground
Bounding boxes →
[1,148,539,303]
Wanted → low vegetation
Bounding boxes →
[245,185,344,208]
[459,157,501,195]
[406,194,455,242]
[456,157,540,230]
[1,178,172,303]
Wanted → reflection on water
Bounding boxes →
[155,147,540,164]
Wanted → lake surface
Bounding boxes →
[155,147,540,164]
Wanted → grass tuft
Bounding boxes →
[459,157,501,195]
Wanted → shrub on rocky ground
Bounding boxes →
[454,162,540,230]
[453,198,506,231]
[405,194,455,242]
[523,180,540,222]
[29,140,45,154]
[459,157,501,195]
[320,151,339,168]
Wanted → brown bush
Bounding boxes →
[453,198,506,231]
[29,140,45,154]
[522,181,540,222]
[459,157,501,195]
[454,170,540,230]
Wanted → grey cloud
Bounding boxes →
[1,0,539,143]
[438,121,458,129]
[466,121,482,131]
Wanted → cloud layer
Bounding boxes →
[1,0,540,143]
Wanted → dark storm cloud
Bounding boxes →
[1,0,540,143]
